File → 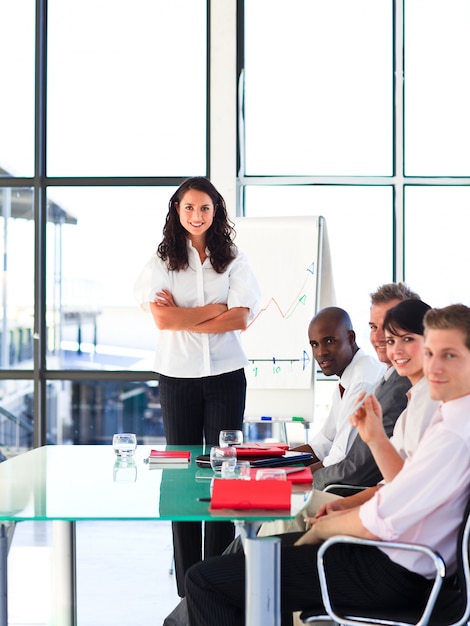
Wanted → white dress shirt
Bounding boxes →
[133,241,261,378]
[389,376,440,460]
[360,393,470,578]
[309,348,385,466]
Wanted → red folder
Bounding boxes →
[146,450,191,464]
[233,443,289,458]
[149,449,190,459]
[210,478,291,510]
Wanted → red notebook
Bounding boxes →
[146,449,191,464]
[233,443,289,458]
[210,478,291,510]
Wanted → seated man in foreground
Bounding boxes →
[185,304,470,626]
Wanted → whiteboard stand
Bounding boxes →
[243,416,311,446]
[300,420,311,444]
[242,418,289,445]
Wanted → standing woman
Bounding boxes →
[134,176,261,597]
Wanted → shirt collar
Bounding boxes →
[440,392,470,421]
[339,347,365,387]
[406,375,428,401]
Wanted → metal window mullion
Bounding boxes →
[33,0,48,448]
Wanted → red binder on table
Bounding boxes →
[210,478,291,510]
[233,443,289,458]
[145,449,191,465]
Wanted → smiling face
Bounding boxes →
[369,299,402,365]
[308,317,356,378]
[175,189,215,242]
[424,328,470,402]
[385,328,424,385]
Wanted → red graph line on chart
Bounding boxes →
[245,261,315,331]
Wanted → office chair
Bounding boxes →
[300,495,470,626]
[322,483,369,498]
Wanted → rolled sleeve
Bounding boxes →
[359,492,400,541]
[133,255,170,312]
[226,251,261,320]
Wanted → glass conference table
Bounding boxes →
[0,444,312,626]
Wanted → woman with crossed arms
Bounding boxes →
[134,176,261,598]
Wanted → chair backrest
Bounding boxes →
[447,493,470,626]
[426,491,470,626]
[302,490,470,626]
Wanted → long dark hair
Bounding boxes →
[384,299,431,337]
[157,177,237,273]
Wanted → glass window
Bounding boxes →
[404,186,470,306]
[46,379,163,446]
[243,0,393,176]
[0,379,34,452]
[46,186,175,370]
[0,188,35,369]
[244,184,393,352]
[47,0,207,176]
[0,189,35,451]
[4,376,165,448]
[0,2,35,177]
[404,0,470,176]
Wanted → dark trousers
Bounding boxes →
[159,369,247,597]
[185,532,430,626]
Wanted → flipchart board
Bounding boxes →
[234,216,335,423]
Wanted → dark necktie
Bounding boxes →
[338,383,345,398]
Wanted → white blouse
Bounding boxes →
[134,241,261,378]
[389,376,440,460]
[309,348,385,466]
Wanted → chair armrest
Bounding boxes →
[316,535,446,626]
[322,484,369,495]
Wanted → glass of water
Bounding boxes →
[221,460,251,480]
[210,445,237,473]
[113,458,137,482]
[255,468,287,481]
[219,429,243,447]
[112,433,137,458]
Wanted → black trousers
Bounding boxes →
[185,532,430,626]
[159,369,247,597]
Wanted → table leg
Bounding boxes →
[0,525,7,626]
[52,521,77,626]
[244,523,281,626]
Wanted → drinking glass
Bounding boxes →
[210,446,237,473]
[219,429,243,447]
[221,460,251,480]
[112,433,137,458]
[255,468,287,481]
[113,458,137,482]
